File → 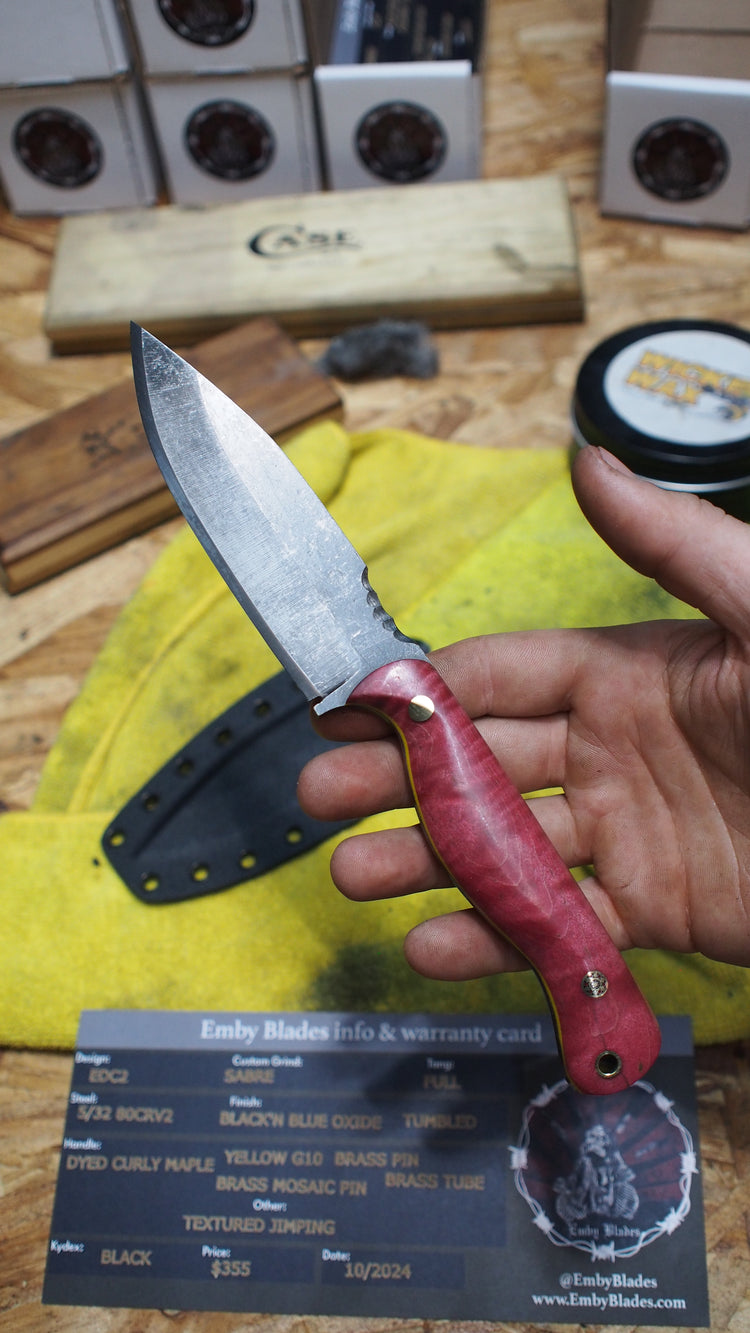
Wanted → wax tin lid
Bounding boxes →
[572,320,750,490]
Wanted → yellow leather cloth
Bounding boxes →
[2,424,748,1050]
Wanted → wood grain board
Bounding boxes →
[3,0,750,1328]
[43,175,584,352]
[0,318,342,592]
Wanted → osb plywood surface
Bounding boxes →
[1,2,750,1330]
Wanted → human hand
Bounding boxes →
[297,446,750,978]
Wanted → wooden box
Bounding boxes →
[0,319,342,592]
[44,175,584,352]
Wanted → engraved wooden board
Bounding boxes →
[0,318,342,593]
[44,175,584,353]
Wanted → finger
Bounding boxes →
[310,704,391,743]
[429,631,590,723]
[403,873,635,982]
[328,793,587,904]
[404,908,530,977]
[330,825,451,899]
[572,445,750,637]
[300,706,571,822]
[312,629,592,755]
[298,737,413,820]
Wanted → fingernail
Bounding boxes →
[592,446,633,476]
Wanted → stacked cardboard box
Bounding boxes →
[0,0,486,214]
[601,0,750,228]
[127,0,321,204]
[312,0,484,189]
[0,0,158,213]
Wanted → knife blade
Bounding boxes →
[131,323,662,1095]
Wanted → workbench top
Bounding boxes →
[1,3,749,1330]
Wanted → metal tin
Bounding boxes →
[572,319,750,517]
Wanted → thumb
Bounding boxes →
[571,445,750,637]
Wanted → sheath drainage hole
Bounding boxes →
[191,863,210,882]
[107,829,126,848]
[285,827,303,845]
[142,873,160,893]
[177,758,194,777]
[215,728,233,747]
[254,700,271,718]
[143,792,160,812]
[239,852,257,870]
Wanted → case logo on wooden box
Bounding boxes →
[248,223,361,258]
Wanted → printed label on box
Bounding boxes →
[330,0,483,68]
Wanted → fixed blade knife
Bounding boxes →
[131,324,662,1095]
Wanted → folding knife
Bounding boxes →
[131,324,662,1095]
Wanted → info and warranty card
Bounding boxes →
[43,1010,709,1324]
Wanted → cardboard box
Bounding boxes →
[639,0,750,31]
[635,33,750,82]
[313,0,484,189]
[124,0,308,75]
[144,71,320,204]
[0,0,132,87]
[600,0,750,228]
[0,78,159,215]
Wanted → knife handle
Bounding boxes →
[349,657,661,1095]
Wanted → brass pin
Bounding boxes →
[581,969,609,998]
[408,695,435,722]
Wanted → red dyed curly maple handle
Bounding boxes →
[349,657,661,1095]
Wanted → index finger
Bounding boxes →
[313,632,585,743]
[430,631,585,719]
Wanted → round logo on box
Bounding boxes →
[158,0,255,46]
[355,101,447,183]
[632,117,729,202]
[185,100,275,180]
[13,107,103,189]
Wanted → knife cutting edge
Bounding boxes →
[131,323,662,1096]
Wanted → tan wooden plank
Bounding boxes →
[44,176,584,352]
